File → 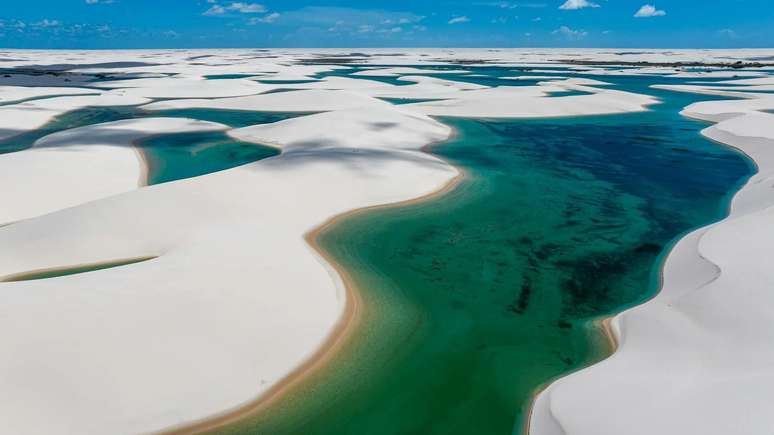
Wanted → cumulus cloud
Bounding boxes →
[378,26,402,33]
[203,2,266,16]
[229,2,266,13]
[553,25,587,39]
[32,19,61,28]
[476,1,547,8]
[448,16,471,24]
[0,19,27,31]
[247,12,280,24]
[203,5,226,16]
[559,0,599,10]
[85,0,114,4]
[277,6,423,31]
[634,4,666,17]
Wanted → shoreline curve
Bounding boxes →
[158,130,464,435]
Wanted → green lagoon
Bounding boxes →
[215,72,753,435]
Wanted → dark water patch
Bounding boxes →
[545,89,593,97]
[9,61,162,72]
[0,71,99,87]
[259,88,299,95]
[89,72,176,83]
[378,97,449,105]
[139,131,279,185]
[254,79,319,84]
[1,256,156,282]
[0,106,139,154]
[204,74,257,80]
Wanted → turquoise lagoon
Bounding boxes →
[214,69,753,435]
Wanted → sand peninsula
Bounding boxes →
[0,49,771,434]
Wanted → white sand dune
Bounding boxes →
[230,106,449,152]
[0,118,228,226]
[408,81,658,118]
[92,77,272,99]
[529,88,774,435]
[0,118,227,226]
[1,48,773,435]
[0,86,99,105]
[142,88,395,112]
[143,75,653,119]
[0,90,457,435]
[651,84,765,99]
[255,76,393,90]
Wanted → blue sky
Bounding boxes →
[1,0,772,49]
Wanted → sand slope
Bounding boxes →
[0,118,228,226]
[0,91,457,435]
[530,88,774,435]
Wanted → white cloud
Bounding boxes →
[553,25,587,39]
[229,2,266,13]
[85,0,114,4]
[476,1,547,8]
[203,5,226,16]
[634,4,666,17]
[247,12,280,24]
[32,19,60,28]
[261,6,423,28]
[204,2,266,16]
[559,0,599,10]
[448,16,470,24]
[268,6,423,38]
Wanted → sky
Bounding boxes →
[0,0,772,49]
